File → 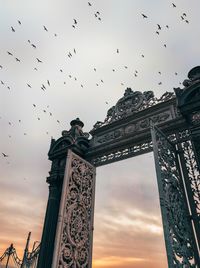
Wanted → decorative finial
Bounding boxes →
[70,118,84,128]
[188,66,200,80]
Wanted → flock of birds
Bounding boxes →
[1,1,192,163]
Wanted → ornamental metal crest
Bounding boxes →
[52,150,96,268]
[92,88,174,130]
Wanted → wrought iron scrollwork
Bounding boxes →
[90,140,153,167]
[92,88,175,130]
[151,125,200,267]
[181,140,200,217]
[56,151,96,268]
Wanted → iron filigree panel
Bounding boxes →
[53,150,96,268]
[181,140,200,217]
[151,125,200,267]
[178,138,200,247]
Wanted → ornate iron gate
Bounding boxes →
[151,124,200,267]
[37,66,200,268]
[51,150,96,268]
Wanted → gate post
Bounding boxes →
[175,66,200,168]
[37,118,90,268]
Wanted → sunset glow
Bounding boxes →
[1,0,200,267]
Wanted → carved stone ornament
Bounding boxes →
[53,150,96,268]
[48,118,90,159]
[191,111,200,125]
[182,66,200,88]
[62,118,90,140]
[92,88,174,130]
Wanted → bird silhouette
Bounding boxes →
[1,81,4,85]
[74,48,76,54]
[117,49,119,53]
[18,20,21,25]
[164,44,167,48]
[157,24,161,30]
[47,80,50,86]
[2,153,8,157]
[158,82,162,85]
[156,31,159,35]
[88,2,92,6]
[181,16,184,20]
[172,3,176,7]
[74,19,77,24]
[7,51,13,56]
[183,13,187,17]
[141,14,148,18]
[27,84,31,88]
[43,25,48,31]
[185,20,189,23]
[31,44,36,49]
[11,26,15,32]
[15,58,20,62]
[36,58,42,63]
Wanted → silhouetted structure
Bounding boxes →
[37,67,200,268]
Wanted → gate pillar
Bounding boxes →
[175,66,200,168]
[37,118,90,268]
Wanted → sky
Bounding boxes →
[0,0,200,267]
